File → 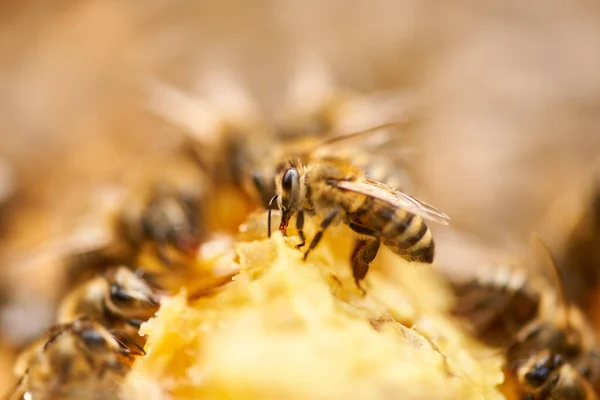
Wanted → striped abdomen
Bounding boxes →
[349,196,434,263]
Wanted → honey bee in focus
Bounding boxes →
[266,123,450,289]
[5,317,143,400]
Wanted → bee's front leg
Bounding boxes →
[295,209,306,249]
[303,209,339,260]
[295,208,316,249]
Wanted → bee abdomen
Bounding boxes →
[381,211,435,263]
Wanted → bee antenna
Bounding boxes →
[530,233,571,330]
[267,195,279,238]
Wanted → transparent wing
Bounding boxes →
[528,233,570,327]
[335,178,450,225]
[298,120,418,160]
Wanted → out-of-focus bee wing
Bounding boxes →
[335,178,450,225]
[529,234,571,326]
[299,120,417,159]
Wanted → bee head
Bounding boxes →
[107,267,160,318]
[268,160,304,237]
[519,350,562,389]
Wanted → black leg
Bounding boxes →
[348,223,381,291]
[348,222,378,237]
[303,209,339,261]
[295,209,306,249]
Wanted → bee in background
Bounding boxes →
[515,350,599,400]
[265,122,450,290]
[57,266,161,346]
[116,180,206,267]
[5,317,143,400]
[63,168,209,289]
[450,265,541,347]
[452,235,600,399]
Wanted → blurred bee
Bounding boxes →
[0,157,206,350]
[515,350,598,400]
[116,180,206,266]
[57,266,160,345]
[265,123,450,290]
[451,265,541,347]
[64,165,209,288]
[5,317,143,400]
[452,236,600,399]
[505,269,600,400]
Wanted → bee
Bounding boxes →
[116,179,206,267]
[5,317,143,400]
[454,236,600,399]
[450,265,541,347]
[505,294,600,400]
[63,170,208,289]
[265,123,450,289]
[57,266,161,343]
[515,350,599,400]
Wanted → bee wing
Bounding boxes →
[335,179,451,225]
[299,120,418,159]
[528,234,571,326]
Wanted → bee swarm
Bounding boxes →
[122,212,504,400]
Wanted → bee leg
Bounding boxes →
[303,209,340,261]
[295,209,306,249]
[348,223,381,291]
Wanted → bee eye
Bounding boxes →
[524,365,551,387]
[80,328,106,348]
[110,284,134,304]
[282,168,299,192]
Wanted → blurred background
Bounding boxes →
[1,0,600,390]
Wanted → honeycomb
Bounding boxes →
[122,211,505,400]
